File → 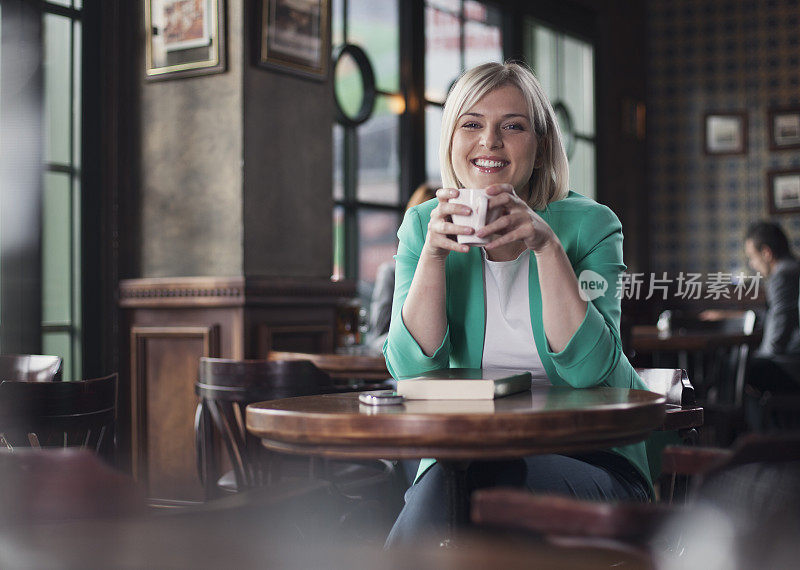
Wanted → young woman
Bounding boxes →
[383,62,652,547]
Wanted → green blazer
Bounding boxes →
[383,191,653,490]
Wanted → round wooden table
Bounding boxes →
[246,387,666,542]
[245,387,666,460]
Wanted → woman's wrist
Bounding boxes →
[531,230,563,258]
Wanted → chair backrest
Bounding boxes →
[197,358,334,402]
[0,373,118,458]
[0,354,62,382]
[266,351,390,381]
[635,368,695,406]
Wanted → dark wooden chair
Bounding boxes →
[0,373,118,460]
[471,433,800,562]
[195,357,402,516]
[0,354,62,382]
[635,368,703,502]
[0,448,145,524]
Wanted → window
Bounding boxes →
[332,0,402,296]
[332,0,502,303]
[525,19,596,199]
[0,0,82,379]
[42,1,82,380]
[424,0,503,182]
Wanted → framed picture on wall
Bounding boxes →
[259,0,330,80]
[145,0,226,80]
[767,170,800,215]
[768,108,800,150]
[703,111,748,155]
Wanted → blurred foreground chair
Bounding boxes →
[471,433,800,566]
[0,448,145,524]
[195,357,403,535]
[0,373,118,460]
[0,354,62,382]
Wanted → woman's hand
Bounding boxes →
[421,188,474,260]
[477,183,558,254]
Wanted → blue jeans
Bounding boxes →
[384,452,651,548]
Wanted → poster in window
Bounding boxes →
[259,0,330,80]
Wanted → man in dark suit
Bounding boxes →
[744,221,800,428]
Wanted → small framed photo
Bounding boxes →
[259,0,330,80]
[768,108,800,150]
[703,111,748,155]
[767,170,800,215]
[145,0,226,80]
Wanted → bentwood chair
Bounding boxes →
[0,354,62,383]
[195,358,402,507]
[0,373,118,460]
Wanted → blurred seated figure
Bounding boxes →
[366,182,439,352]
[741,222,800,429]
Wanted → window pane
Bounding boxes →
[562,36,594,136]
[425,6,461,103]
[47,0,72,7]
[358,209,400,287]
[332,206,345,280]
[570,139,596,200]
[333,124,344,200]
[464,16,502,70]
[525,22,557,100]
[428,0,460,13]
[42,172,72,324]
[72,20,82,168]
[332,0,344,46]
[43,14,72,165]
[356,96,400,204]
[334,50,364,119]
[426,104,444,183]
[42,331,72,381]
[348,0,399,92]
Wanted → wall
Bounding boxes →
[648,0,800,275]
[139,0,244,277]
[242,1,334,278]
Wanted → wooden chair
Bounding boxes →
[471,433,800,563]
[0,448,145,524]
[195,358,401,510]
[0,354,62,382]
[267,350,391,384]
[0,373,118,460]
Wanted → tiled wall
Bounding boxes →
[648,0,800,275]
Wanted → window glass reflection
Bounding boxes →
[348,0,399,92]
[356,96,400,205]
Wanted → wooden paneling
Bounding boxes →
[130,326,219,502]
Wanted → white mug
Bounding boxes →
[450,188,493,246]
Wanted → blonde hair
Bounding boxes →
[438,62,569,210]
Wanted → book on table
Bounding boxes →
[396,368,532,400]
